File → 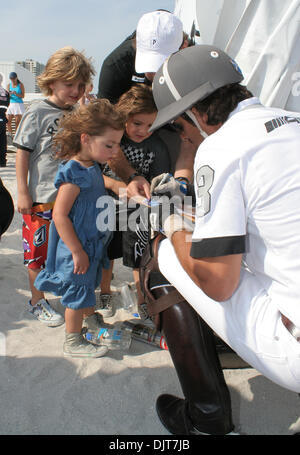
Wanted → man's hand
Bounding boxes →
[163,213,194,240]
[149,195,194,239]
[150,173,188,199]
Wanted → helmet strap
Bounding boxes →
[162,59,208,138]
[186,110,208,138]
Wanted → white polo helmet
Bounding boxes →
[150,44,244,131]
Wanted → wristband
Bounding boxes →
[126,172,140,185]
[176,176,190,184]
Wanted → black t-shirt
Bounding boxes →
[97,34,150,103]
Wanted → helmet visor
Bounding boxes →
[150,45,243,131]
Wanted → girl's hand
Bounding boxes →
[127,176,151,200]
[110,179,126,196]
[72,249,90,274]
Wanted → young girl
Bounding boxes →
[97,84,170,318]
[34,100,125,358]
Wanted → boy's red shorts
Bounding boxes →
[22,202,54,270]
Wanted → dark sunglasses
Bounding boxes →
[180,112,196,126]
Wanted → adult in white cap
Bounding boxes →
[97,10,185,103]
[135,10,184,80]
[97,10,195,199]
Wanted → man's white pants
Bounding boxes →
[158,239,300,393]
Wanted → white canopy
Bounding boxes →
[174,0,300,111]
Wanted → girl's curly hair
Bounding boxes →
[53,99,125,160]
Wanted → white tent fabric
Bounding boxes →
[174,0,300,111]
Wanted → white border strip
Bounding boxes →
[162,58,182,101]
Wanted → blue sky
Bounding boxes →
[1,0,175,91]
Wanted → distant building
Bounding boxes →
[0,61,35,93]
[17,59,45,93]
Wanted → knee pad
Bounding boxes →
[139,234,185,330]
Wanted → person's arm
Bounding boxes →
[170,230,242,302]
[53,183,89,275]
[103,175,126,196]
[19,82,25,99]
[174,139,199,183]
[127,176,151,200]
[16,149,33,214]
[107,147,151,199]
[107,147,135,182]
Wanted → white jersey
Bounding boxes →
[192,97,300,326]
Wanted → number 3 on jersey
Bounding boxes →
[195,165,214,217]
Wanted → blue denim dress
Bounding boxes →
[35,160,112,309]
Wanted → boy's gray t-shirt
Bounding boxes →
[14,99,72,203]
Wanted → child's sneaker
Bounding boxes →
[63,332,108,358]
[95,293,115,318]
[27,299,64,327]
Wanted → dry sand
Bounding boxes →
[0,150,299,436]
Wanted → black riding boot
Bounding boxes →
[153,287,234,435]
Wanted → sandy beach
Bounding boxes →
[0,149,299,436]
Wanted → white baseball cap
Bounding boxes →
[135,10,183,74]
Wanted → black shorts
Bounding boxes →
[107,205,150,268]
